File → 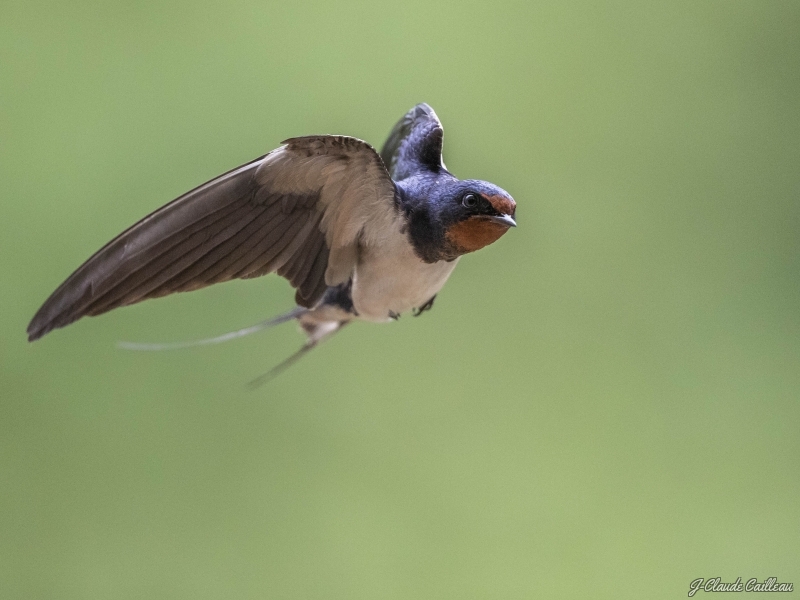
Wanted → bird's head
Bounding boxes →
[437,179,516,256]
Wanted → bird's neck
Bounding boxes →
[396,176,460,264]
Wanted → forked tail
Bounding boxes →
[117,306,308,351]
[247,317,347,388]
[116,306,346,386]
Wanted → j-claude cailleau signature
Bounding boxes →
[689,577,793,597]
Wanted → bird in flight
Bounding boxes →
[27,103,517,382]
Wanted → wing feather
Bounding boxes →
[379,103,445,181]
[27,136,398,341]
[83,202,271,316]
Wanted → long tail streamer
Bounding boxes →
[247,321,348,389]
[116,307,307,351]
[246,341,318,389]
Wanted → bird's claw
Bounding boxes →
[412,295,436,317]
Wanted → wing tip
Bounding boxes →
[27,309,72,342]
[380,103,444,179]
[26,281,95,342]
[411,102,436,119]
[26,317,50,342]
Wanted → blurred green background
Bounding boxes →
[2,1,799,598]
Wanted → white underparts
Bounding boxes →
[350,225,459,322]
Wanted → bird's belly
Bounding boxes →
[351,250,459,322]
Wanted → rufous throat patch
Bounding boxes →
[446,218,510,254]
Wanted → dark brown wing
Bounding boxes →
[379,103,445,181]
[27,136,398,341]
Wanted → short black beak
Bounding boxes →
[487,214,517,228]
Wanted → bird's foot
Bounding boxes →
[412,295,436,317]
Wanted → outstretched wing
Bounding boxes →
[379,102,446,181]
[27,136,398,341]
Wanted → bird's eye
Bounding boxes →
[462,193,478,208]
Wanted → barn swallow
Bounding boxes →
[27,103,516,381]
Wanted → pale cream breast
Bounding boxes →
[351,229,459,322]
